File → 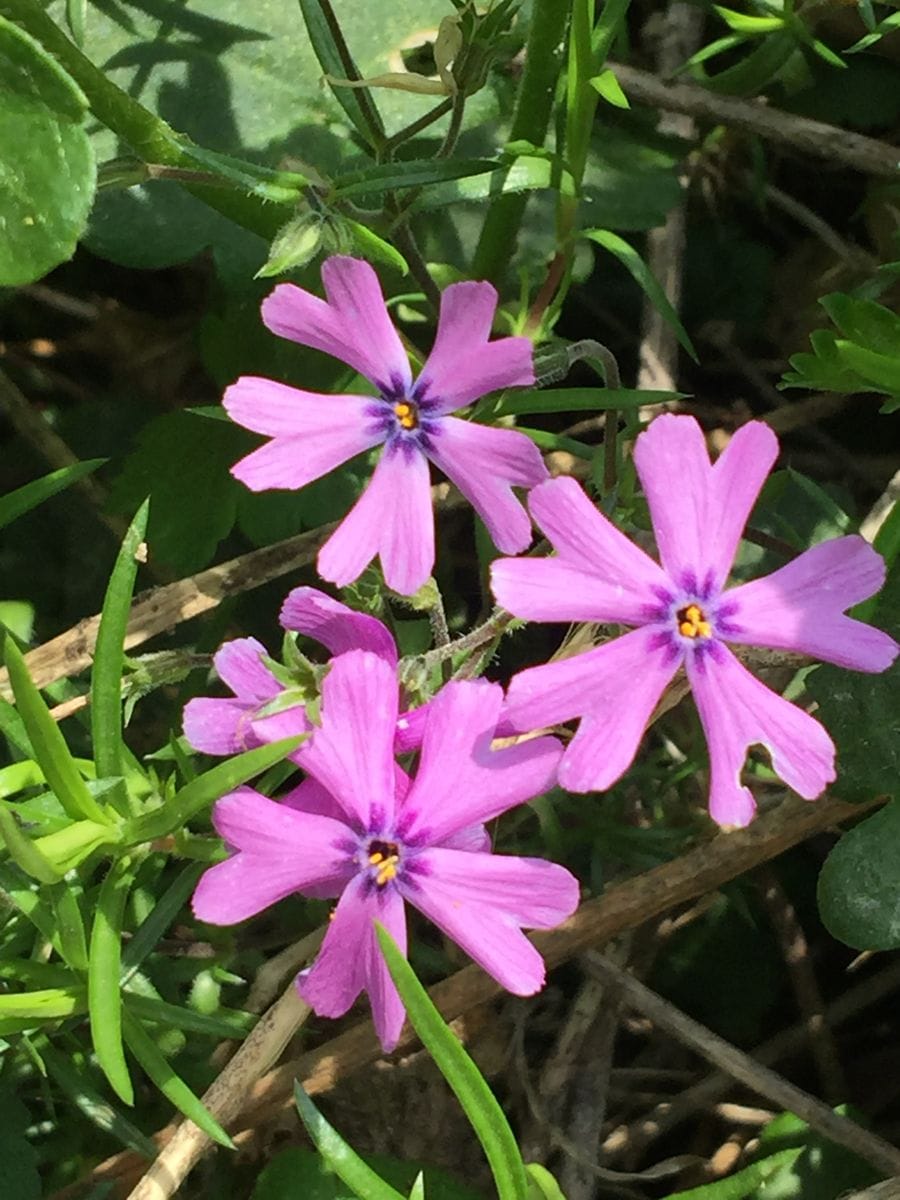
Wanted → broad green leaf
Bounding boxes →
[124,736,304,844]
[0,1088,40,1200]
[0,460,106,531]
[40,1043,158,1159]
[122,1010,234,1148]
[491,387,681,419]
[91,499,150,814]
[0,15,95,285]
[375,923,529,1200]
[89,859,135,1105]
[2,640,109,825]
[834,340,900,395]
[818,800,900,950]
[583,230,697,360]
[294,1083,407,1200]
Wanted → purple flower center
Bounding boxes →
[365,837,402,887]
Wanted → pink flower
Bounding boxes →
[192,651,578,1051]
[224,256,546,595]
[183,586,423,756]
[491,415,897,828]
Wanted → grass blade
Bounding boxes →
[89,859,135,1105]
[297,0,385,148]
[0,459,105,531]
[374,923,529,1200]
[121,862,204,978]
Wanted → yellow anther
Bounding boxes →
[394,401,418,430]
[375,856,399,886]
[677,603,712,640]
[368,851,384,865]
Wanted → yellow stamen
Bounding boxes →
[375,856,399,886]
[368,851,384,865]
[394,401,418,430]
[677,603,712,639]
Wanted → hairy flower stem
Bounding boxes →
[418,607,517,672]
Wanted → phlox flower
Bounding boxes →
[183,586,423,756]
[224,256,546,595]
[491,414,898,828]
[192,650,578,1051]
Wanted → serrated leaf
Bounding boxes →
[0,459,106,531]
[821,293,900,354]
[0,15,95,285]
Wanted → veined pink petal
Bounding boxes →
[183,697,258,756]
[400,679,562,844]
[225,386,383,493]
[317,446,435,595]
[634,415,778,590]
[503,627,680,793]
[687,645,835,828]
[262,258,412,391]
[213,638,280,701]
[417,281,534,412]
[492,557,655,626]
[282,777,346,821]
[723,536,898,672]
[223,378,377,437]
[192,789,353,923]
[408,851,572,995]
[426,418,546,553]
[295,651,398,830]
[526,477,669,611]
[279,586,397,664]
[394,702,430,752]
[298,877,407,1053]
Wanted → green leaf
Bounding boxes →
[525,1164,567,1200]
[491,387,681,418]
[293,1083,407,1200]
[0,1087,40,1200]
[834,340,900,395]
[297,0,386,148]
[251,1147,483,1200]
[0,459,106,531]
[821,293,900,356]
[41,1043,158,1159]
[256,210,325,278]
[712,5,783,34]
[0,985,85,1019]
[2,639,109,825]
[0,15,95,285]
[818,799,900,951]
[48,880,89,972]
[0,805,63,884]
[89,859,135,1105]
[693,29,797,95]
[121,863,205,977]
[583,230,697,360]
[125,993,255,1039]
[342,219,409,275]
[64,0,86,45]
[782,329,869,394]
[655,1147,801,1198]
[91,499,150,814]
[124,736,304,844]
[33,818,120,874]
[589,68,629,108]
[122,1009,234,1148]
[331,158,498,200]
[374,923,529,1200]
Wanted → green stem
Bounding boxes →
[380,97,454,157]
[471,0,570,282]
[0,0,287,241]
[391,218,440,312]
[310,0,385,150]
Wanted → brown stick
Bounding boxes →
[611,62,900,178]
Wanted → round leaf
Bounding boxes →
[818,800,900,951]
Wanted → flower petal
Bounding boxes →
[262,257,412,391]
[225,386,383,493]
[634,415,778,590]
[213,638,280,701]
[426,418,547,554]
[492,557,653,626]
[317,445,435,596]
[417,281,534,412]
[524,477,669,620]
[723,536,898,672]
[399,679,562,845]
[394,702,430,752]
[183,697,257,756]
[280,586,397,664]
[687,645,835,828]
[503,627,680,793]
[295,651,398,830]
[298,876,407,1053]
[407,849,575,995]
[192,789,354,923]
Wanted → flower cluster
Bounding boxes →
[189,257,897,1050]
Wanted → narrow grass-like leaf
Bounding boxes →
[583,230,697,361]
[3,639,109,825]
[41,1043,158,1159]
[121,1010,234,1148]
[34,819,120,874]
[124,736,304,843]
[492,387,682,418]
[331,159,497,199]
[0,960,74,987]
[518,428,594,460]
[0,986,85,1018]
[48,881,89,972]
[121,862,204,978]
[294,1081,407,1200]
[91,499,149,816]
[125,993,256,1039]
[0,805,62,883]
[0,862,60,949]
[0,459,105,531]
[656,1146,801,1199]
[525,1164,567,1200]
[64,0,87,45]
[89,859,134,1105]
[0,696,32,757]
[374,924,529,1200]
[297,0,385,148]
